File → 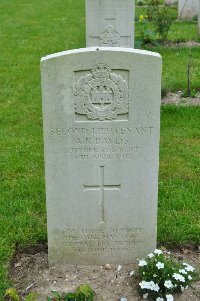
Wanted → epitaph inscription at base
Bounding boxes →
[41,48,162,265]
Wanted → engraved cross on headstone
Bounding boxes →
[83,166,121,223]
[86,0,134,48]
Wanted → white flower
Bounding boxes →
[179,275,185,282]
[164,280,173,289]
[139,281,149,289]
[179,269,187,274]
[185,265,195,272]
[166,294,174,301]
[148,281,156,290]
[138,260,148,267]
[154,249,163,255]
[172,273,185,282]
[156,262,164,269]
[153,274,157,277]
[140,281,160,292]
[188,275,192,280]
[130,270,135,276]
[156,298,164,301]
[148,253,154,258]
[154,283,160,292]
[143,293,148,299]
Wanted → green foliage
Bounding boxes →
[137,249,198,300]
[76,284,94,301]
[24,292,39,301]
[136,15,156,47]
[137,0,145,6]
[181,88,197,98]
[47,284,94,301]
[181,52,198,98]
[136,1,174,46]
[4,288,20,301]
[147,1,173,41]
[4,288,38,301]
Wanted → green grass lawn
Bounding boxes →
[0,0,200,298]
[159,106,200,245]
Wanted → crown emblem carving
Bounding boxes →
[92,64,111,78]
[74,63,129,121]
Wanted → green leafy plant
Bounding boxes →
[181,53,198,98]
[137,249,197,301]
[47,284,94,301]
[136,14,155,47]
[137,0,145,6]
[4,288,38,301]
[4,289,20,301]
[147,1,173,42]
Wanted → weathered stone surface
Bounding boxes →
[86,0,135,48]
[41,47,162,266]
[198,1,200,35]
[178,0,198,20]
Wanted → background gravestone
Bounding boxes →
[41,47,162,266]
[178,0,198,20]
[86,0,135,48]
[198,1,200,35]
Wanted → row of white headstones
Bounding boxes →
[40,0,194,267]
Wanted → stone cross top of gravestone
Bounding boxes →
[41,47,162,266]
[86,0,135,48]
[178,0,198,20]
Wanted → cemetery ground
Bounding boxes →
[0,0,200,300]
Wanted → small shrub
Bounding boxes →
[147,1,173,42]
[47,284,94,301]
[137,249,197,301]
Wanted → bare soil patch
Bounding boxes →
[162,92,200,106]
[9,244,200,301]
[165,41,200,48]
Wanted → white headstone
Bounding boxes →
[198,0,200,35]
[86,0,135,48]
[179,0,198,20]
[41,47,161,266]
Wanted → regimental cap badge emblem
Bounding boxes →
[99,26,120,47]
[74,63,129,121]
